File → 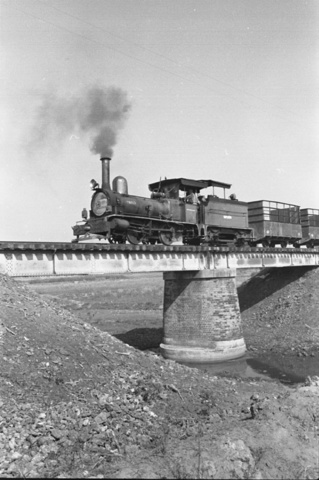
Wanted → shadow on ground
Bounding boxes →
[115,327,163,350]
[238,266,317,312]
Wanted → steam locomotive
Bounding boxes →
[72,157,319,248]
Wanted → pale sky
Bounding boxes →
[1,0,318,241]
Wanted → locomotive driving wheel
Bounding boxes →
[158,231,173,246]
[127,231,141,245]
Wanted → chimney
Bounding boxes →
[100,157,111,190]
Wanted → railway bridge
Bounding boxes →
[1,241,319,363]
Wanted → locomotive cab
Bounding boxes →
[149,178,205,224]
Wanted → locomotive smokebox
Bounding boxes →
[100,157,111,190]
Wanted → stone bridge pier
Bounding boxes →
[160,269,246,363]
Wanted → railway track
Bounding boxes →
[0,240,317,254]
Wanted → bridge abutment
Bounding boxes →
[160,269,246,363]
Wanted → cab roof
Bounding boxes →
[148,177,231,191]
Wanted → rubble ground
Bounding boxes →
[0,268,319,479]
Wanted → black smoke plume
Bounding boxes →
[27,85,131,157]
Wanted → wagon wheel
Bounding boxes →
[127,231,141,245]
[235,232,247,247]
[158,231,173,246]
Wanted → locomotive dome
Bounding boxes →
[112,175,128,195]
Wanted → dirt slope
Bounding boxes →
[0,272,319,479]
[240,266,319,350]
[239,266,319,381]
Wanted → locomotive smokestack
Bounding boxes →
[101,157,111,190]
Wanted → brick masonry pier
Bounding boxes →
[160,269,246,363]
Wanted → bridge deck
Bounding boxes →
[0,241,318,277]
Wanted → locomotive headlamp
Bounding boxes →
[90,179,99,190]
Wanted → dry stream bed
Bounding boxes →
[26,269,319,384]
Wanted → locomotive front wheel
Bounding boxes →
[159,232,173,246]
[127,231,140,245]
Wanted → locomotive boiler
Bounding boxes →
[73,157,174,244]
